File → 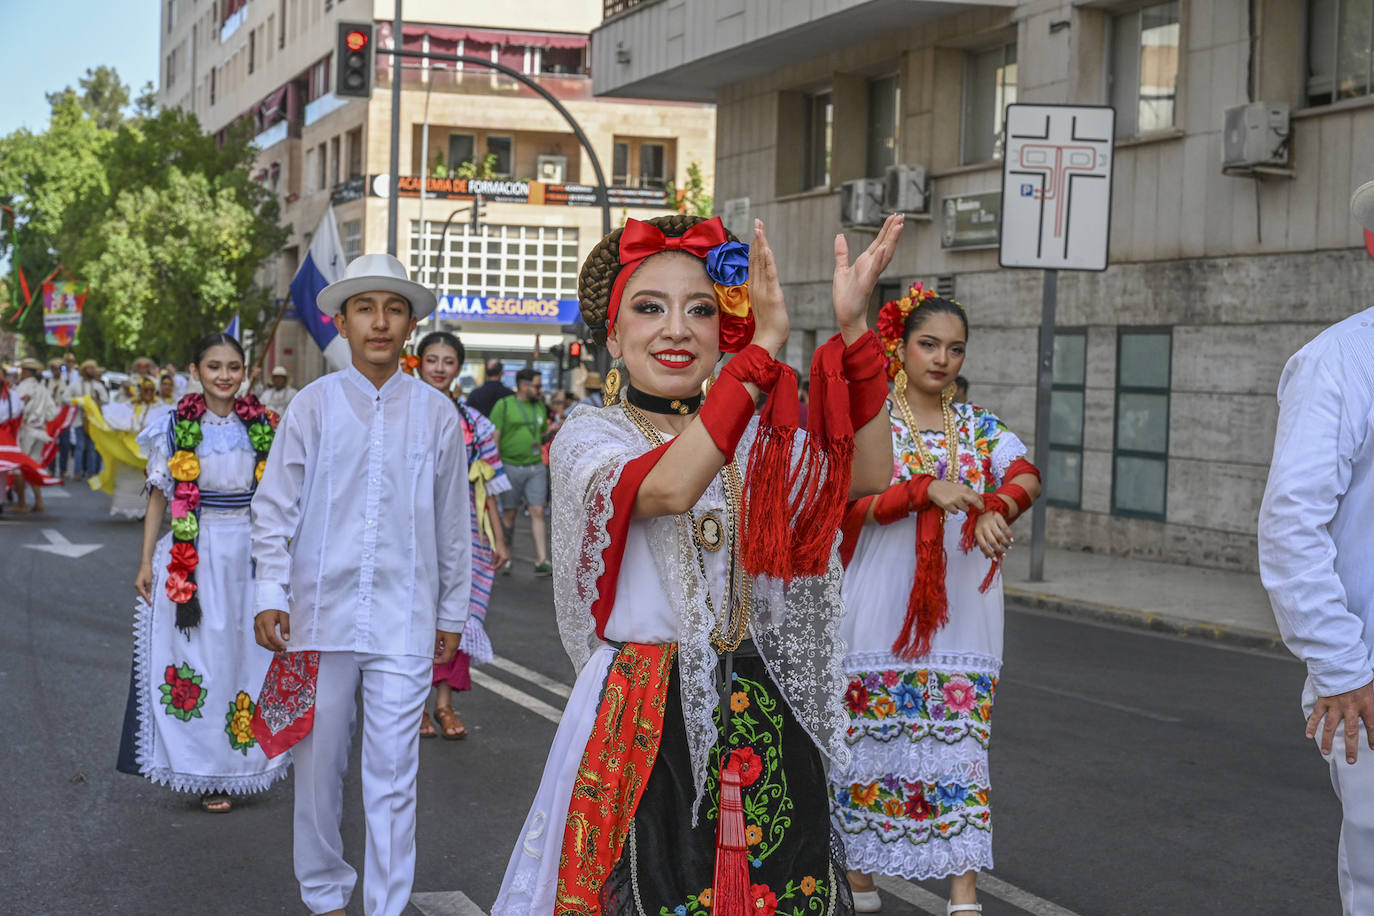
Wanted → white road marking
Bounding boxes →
[489,654,573,699]
[1003,677,1183,723]
[470,669,564,724]
[43,487,72,498]
[410,890,488,916]
[872,874,947,914]
[22,528,101,558]
[977,873,1085,916]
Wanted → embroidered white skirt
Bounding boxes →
[128,511,290,794]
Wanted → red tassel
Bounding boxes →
[891,505,949,659]
[713,759,750,916]
[739,424,796,580]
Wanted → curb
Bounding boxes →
[1003,586,1288,653]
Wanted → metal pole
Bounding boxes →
[386,0,403,257]
[418,73,434,327]
[1028,268,1057,582]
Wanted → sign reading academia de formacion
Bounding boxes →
[435,294,580,324]
[368,174,670,208]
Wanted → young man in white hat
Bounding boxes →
[250,253,471,916]
[253,364,298,415]
[1259,181,1374,915]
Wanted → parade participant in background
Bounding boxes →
[67,359,108,480]
[256,366,299,415]
[46,358,74,477]
[250,254,471,916]
[831,286,1041,915]
[954,375,969,404]
[465,358,512,417]
[494,212,900,915]
[1259,181,1374,916]
[15,358,58,513]
[491,367,551,576]
[582,370,605,407]
[414,330,511,741]
[0,373,62,510]
[157,373,177,405]
[164,361,188,398]
[115,332,289,813]
[75,376,160,520]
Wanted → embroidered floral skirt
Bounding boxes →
[828,650,999,880]
[115,513,291,794]
[599,651,853,916]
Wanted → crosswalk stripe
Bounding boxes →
[977,873,1083,916]
[410,889,487,916]
[470,669,563,724]
[489,654,573,699]
[873,874,948,914]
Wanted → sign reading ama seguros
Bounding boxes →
[436,295,580,324]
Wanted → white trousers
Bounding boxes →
[294,651,431,916]
[1306,682,1374,915]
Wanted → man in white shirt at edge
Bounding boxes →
[250,254,471,916]
[1258,181,1374,916]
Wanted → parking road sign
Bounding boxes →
[999,104,1115,271]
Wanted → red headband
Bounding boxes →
[606,217,730,333]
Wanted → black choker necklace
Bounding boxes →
[626,385,702,416]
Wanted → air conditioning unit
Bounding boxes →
[841,178,885,226]
[1221,102,1290,169]
[883,164,928,213]
[537,154,568,183]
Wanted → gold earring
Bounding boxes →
[603,367,622,405]
[701,373,717,398]
[893,367,909,399]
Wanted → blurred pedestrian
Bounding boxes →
[45,358,73,477]
[163,361,188,398]
[14,358,58,513]
[117,332,289,813]
[833,286,1041,915]
[414,331,511,741]
[954,374,969,403]
[250,254,470,916]
[581,370,604,407]
[466,358,513,417]
[157,373,176,405]
[67,359,108,480]
[1258,181,1374,916]
[255,365,299,415]
[491,367,550,576]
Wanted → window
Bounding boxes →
[639,142,667,188]
[410,222,580,298]
[1307,0,1373,106]
[962,42,1017,164]
[1111,1,1179,136]
[487,135,513,177]
[1047,330,1087,508]
[612,142,630,185]
[448,134,476,172]
[329,136,341,188]
[867,74,899,179]
[540,46,585,75]
[1111,329,1172,519]
[167,50,177,89]
[249,28,256,75]
[341,219,363,263]
[167,0,177,33]
[304,147,316,192]
[346,127,363,179]
[278,0,286,49]
[803,90,833,190]
[210,65,217,105]
[315,142,327,191]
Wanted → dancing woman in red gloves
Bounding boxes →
[831,287,1041,915]
[493,212,902,916]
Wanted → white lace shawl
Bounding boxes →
[549,403,852,817]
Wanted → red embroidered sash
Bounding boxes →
[555,643,676,915]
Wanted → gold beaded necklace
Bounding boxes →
[621,401,753,651]
[891,367,960,481]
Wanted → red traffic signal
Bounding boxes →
[569,341,582,359]
[345,30,368,52]
[335,22,375,99]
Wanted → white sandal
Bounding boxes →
[947,903,982,914]
[852,889,882,912]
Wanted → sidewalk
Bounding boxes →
[1001,545,1286,651]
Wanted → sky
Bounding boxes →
[0,0,160,137]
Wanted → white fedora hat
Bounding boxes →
[316,253,438,319]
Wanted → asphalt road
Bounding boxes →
[0,484,1342,914]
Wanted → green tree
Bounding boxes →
[665,160,713,218]
[455,153,499,179]
[46,66,131,131]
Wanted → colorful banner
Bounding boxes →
[42,280,87,346]
[435,295,579,324]
[370,174,671,209]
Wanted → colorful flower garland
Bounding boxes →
[704,239,754,352]
[165,392,275,634]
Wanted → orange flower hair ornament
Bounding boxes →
[875,281,939,379]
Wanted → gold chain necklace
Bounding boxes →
[892,368,959,481]
[621,401,753,651]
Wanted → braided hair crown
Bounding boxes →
[578,213,741,344]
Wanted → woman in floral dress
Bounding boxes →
[413,330,511,740]
[831,288,1041,914]
[116,333,290,812]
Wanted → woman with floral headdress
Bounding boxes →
[493,213,904,916]
[115,332,289,813]
[830,288,1041,915]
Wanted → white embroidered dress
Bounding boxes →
[128,406,290,794]
[830,400,1026,879]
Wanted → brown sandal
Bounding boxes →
[200,792,232,813]
[434,705,467,740]
[419,709,437,739]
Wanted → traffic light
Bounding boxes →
[568,340,582,365]
[335,22,374,99]
[469,193,486,233]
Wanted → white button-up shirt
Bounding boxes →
[251,366,471,658]
[1259,307,1374,697]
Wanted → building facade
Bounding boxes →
[157,0,715,389]
[593,0,1373,572]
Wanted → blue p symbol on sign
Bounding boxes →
[1020,183,1034,197]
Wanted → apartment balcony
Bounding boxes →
[593,0,1015,101]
